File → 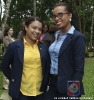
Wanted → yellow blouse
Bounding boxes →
[20,38,43,96]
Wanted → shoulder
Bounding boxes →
[46,32,50,35]
[73,30,85,37]
[8,39,23,48]
[73,30,85,40]
[72,30,86,42]
[38,42,48,49]
[3,36,8,40]
[12,37,16,40]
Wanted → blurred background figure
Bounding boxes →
[3,27,16,90]
[39,23,50,44]
[18,21,25,38]
[43,24,58,46]
[47,25,58,45]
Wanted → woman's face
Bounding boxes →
[25,21,42,42]
[53,6,72,29]
[43,25,48,33]
[8,28,13,36]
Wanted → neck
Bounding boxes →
[61,24,72,34]
[8,34,11,38]
[25,37,36,47]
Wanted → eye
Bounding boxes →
[52,12,69,19]
[32,26,37,29]
[52,14,57,19]
[58,13,63,17]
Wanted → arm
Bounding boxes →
[1,43,14,80]
[3,36,10,48]
[73,34,86,82]
[40,44,50,91]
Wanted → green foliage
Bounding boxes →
[5,0,94,43]
[6,0,64,37]
[0,44,3,60]
[7,0,34,38]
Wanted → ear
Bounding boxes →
[69,13,72,19]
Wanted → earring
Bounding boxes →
[69,18,72,21]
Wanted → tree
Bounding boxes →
[0,0,2,20]
[3,0,94,48]
[90,6,94,49]
[0,0,3,39]
[0,0,12,39]
[33,0,36,16]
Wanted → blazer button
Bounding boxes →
[58,77,60,79]
[12,79,14,82]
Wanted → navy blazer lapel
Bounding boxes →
[59,34,73,56]
[38,42,43,59]
[17,39,24,64]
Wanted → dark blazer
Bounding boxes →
[50,29,86,95]
[1,39,50,98]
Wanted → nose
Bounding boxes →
[55,16,60,20]
[35,29,41,33]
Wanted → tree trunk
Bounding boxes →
[33,0,36,16]
[90,7,94,49]
[0,0,11,39]
[0,0,2,23]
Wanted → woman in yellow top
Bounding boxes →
[1,16,50,100]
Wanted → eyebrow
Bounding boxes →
[32,25,42,29]
[53,12,69,15]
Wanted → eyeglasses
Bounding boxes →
[52,12,69,19]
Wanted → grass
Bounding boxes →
[81,58,94,99]
[0,58,94,99]
[0,71,3,96]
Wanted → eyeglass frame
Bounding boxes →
[52,12,70,19]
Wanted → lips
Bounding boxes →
[32,33,39,38]
[56,22,62,26]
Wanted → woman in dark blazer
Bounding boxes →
[1,16,50,100]
[43,2,86,100]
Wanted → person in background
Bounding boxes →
[43,2,85,100]
[18,21,25,37]
[39,24,50,44]
[1,16,50,100]
[43,25,58,46]
[3,27,16,90]
[3,27,15,51]
[45,25,58,46]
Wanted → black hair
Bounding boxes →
[42,23,49,33]
[18,16,42,39]
[54,2,79,31]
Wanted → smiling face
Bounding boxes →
[53,6,72,31]
[25,20,42,43]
